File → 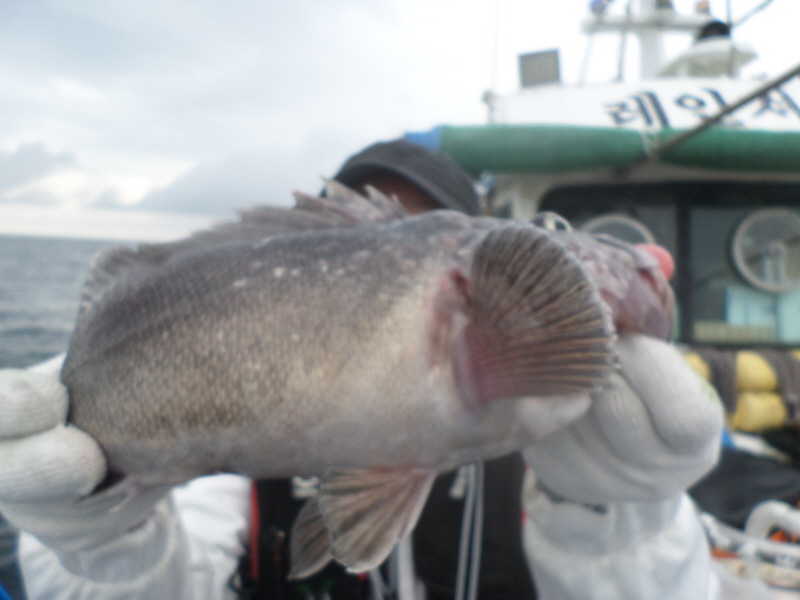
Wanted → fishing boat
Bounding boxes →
[411,0,800,350]
[409,0,800,593]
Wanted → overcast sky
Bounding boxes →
[0,0,796,240]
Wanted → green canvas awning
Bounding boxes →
[405,124,800,176]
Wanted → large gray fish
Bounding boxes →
[61,182,672,576]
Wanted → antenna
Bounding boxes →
[489,0,501,92]
[733,0,775,28]
[484,0,502,123]
[617,0,635,81]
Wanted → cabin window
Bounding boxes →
[692,207,800,344]
[540,182,800,347]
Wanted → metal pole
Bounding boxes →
[632,60,800,168]
[733,0,775,28]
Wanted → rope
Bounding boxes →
[454,462,486,600]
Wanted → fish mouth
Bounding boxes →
[630,244,676,340]
[636,243,674,281]
[589,236,676,340]
[632,243,675,303]
[633,243,675,311]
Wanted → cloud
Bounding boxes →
[0,188,61,207]
[134,152,313,216]
[3,0,792,238]
[135,153,274,216]
[135,130,369,216]
[0,1,507,226]
[0,1,492,178]
[0,142,75,192]
[90,189,126,208]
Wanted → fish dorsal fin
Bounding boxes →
[288,499,333,580]
[141,204,349,262]
[292,191,365,224]
[153,181,406,254]
[362,184,407,219]
[316,178,407,223]
[454,224,615,408]
[296,467,436,574]
[76,182,408,317]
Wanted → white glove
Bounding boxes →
[523,333,724,504]
[0,364,170,555]
[522,488,718,600]
[520,334,724,600]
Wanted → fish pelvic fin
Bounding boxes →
[288,499,333,580]
[307,467,436,574]
[454,224,615,408]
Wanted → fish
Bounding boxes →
[60,181,673,577]
[552,231,676,340]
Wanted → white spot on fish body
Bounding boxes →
[273,267,286,278]
[232,278,248,289]
[253,237,272,249]
[249,261,263,271]
[319,260,328,273]
[290,268,301,277]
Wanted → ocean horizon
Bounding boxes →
[0,233,126,369]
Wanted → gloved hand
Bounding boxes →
[523,333,724,504]
[520,333,724,600]
[0,362,171,555]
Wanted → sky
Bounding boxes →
[0,0,796,241]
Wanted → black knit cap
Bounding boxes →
[333,139,480,216]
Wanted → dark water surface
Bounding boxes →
[0,235,122,368]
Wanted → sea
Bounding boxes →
[0,234,125,369]
[0,233,124,600]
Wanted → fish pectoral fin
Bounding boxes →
[455,224,616,408]
[288,499,333,580]
[318,467,436,573]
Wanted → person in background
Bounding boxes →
[0,139,723,600]
[331,139,480,216]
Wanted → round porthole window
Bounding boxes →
[732,208,800,293]
[580,214,655,244]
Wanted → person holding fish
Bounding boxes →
[0,140,724,600]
